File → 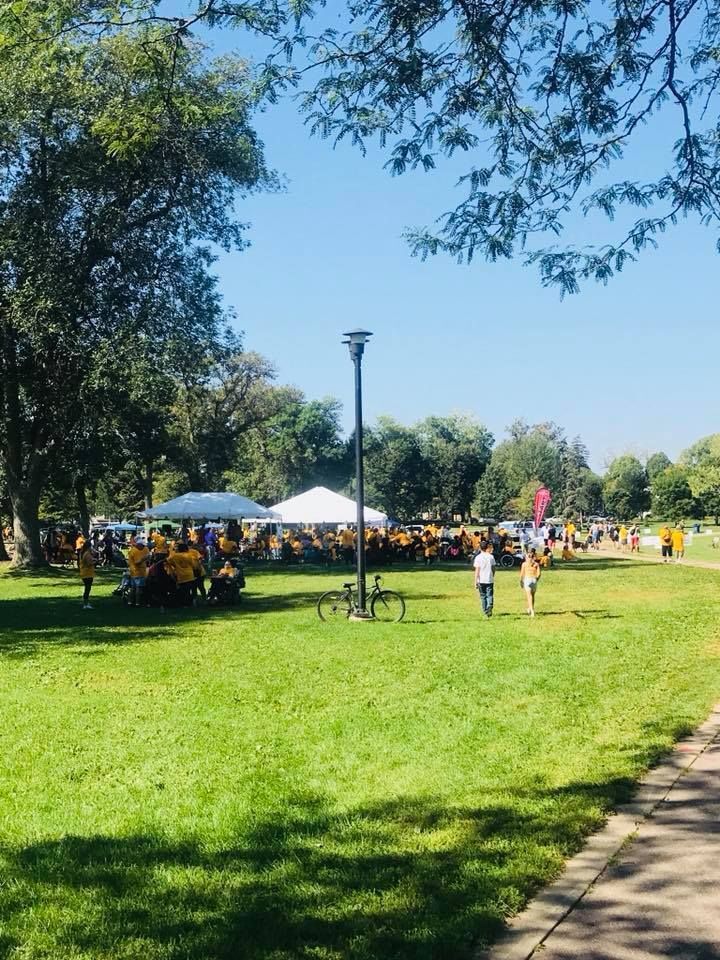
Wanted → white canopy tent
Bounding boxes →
[139,492,278,523]
[270,486,388,527]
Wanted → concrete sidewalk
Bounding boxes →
[485,706,720,960]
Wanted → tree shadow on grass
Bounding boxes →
[0,776,649,960]
[549,558,653,573]
[0,588,318,659]
[0,716,702,960]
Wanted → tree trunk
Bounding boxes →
[75,477,91,535]
[0,530,9,562]
[9,483,45,567]
[143,459,154,510]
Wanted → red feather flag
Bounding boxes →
[533,487,552,528]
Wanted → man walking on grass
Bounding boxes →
[474,541,496,619]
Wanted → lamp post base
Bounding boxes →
[348,610,374,621]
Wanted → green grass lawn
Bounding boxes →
[1,557,719,959]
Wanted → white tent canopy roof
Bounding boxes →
[139,492,278,522]
[270,486,388,526]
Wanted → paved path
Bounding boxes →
[586,544,720,572]
[486,707,720,960]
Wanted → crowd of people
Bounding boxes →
[0,514,694,612]
[75,524,248,610]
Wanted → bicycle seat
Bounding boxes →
[342,582,354,588]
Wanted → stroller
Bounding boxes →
[208,563,246,605]
[112,571,133,603]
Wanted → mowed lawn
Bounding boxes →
[1,558,719,959]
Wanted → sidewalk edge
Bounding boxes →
[477,703,720,960]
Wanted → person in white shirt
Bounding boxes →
[473,541,497,618]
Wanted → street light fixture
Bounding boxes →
[342,328,373,619]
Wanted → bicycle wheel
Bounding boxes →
[317,590,352,622]
[371,589,406,622]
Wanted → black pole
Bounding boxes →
[352,346,369,615]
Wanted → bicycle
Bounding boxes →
[316,574,406,622]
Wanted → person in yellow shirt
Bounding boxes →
[322,530,336,561]
[269,533,280,560]
[423,532,438,565]
[167,543,198,605]
[339,527,355,564]
[219,535,238,557]
[671,526,685,562]
[658,524,673,562]
[565,521,576,546]
[619,524,628,551]
[127,538,150,606]
[78,541,96,609]
[75,532,86,553]
[150,530,167,558]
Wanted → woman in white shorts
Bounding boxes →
[519,549,542,617]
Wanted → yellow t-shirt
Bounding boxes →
[619,526,628,540]
[128,546,150,578]
[152,533,167,552]
[659,527,672,546]
[340,529,354,548]
[78,551,95,579]
[671,530,684,550]
[566,523,576,537]
[168,552,197,583]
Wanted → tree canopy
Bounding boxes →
[8,0,720,293]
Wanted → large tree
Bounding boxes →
[646,452,673,482]
[680,435,720,523]
[228,394,351,504]
[415,414,493,520]
[603,455,650,518]
[651,465,696,520]
[364,417,430,519]
[0,15,270,564]
[490,421,563,495]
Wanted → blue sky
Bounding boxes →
[198,15,718,473]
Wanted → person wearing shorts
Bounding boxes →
[127,538,150,606]
[629,524,640,552]
[671,526,685,562]
[658,525,673,562]
[519,549,542,617]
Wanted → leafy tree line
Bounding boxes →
[597,442,720,523]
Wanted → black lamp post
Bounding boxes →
[343,328,373,619]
